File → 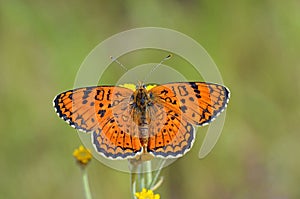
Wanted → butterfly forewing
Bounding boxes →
[150,82,230,126]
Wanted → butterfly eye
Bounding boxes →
[142,85,146,89]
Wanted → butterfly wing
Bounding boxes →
[150,82,230,126]
[53,86,142,159]
[146,82,230,158]
[147,102,195,158]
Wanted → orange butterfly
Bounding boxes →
[53,82,230,160]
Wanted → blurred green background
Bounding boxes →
[1,0,300,198]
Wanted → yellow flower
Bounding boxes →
[73,145,92,166]
[135,188,160,199]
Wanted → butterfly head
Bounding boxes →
[135,81,146,90]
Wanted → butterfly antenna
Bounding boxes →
[110,56,128,71]
[143,54,172,82]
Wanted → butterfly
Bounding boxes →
[53,82,230,160]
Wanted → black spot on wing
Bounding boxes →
[98,109,106,118]
[189,82,198,89]
[83,89,92,99]
[179,105,187,113]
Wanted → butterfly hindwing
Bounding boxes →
[147,103,195,158]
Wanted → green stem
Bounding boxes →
[145,161,152,188]
[131,172,137,198]
[130,161,138,199]
[82,168,92,199]
[150,159,166,189]
[139,163,145,191]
